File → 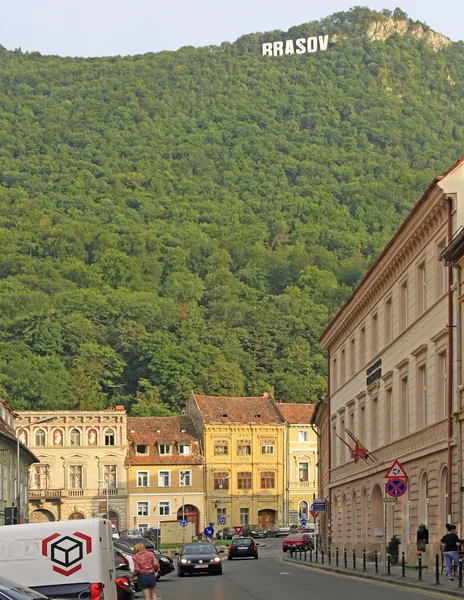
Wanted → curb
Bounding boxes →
[283,556,464,598]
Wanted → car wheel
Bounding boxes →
[254,555,258,560]
[178,570,184,577]
[283,548,287,552]
[228,556,232,560]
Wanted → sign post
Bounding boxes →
[383,460,408,574]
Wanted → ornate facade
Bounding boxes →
[16,408,128,528]
[319,159,464,565]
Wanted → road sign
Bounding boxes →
[234,526,243,535]
[180,520,188,527]
[204,526,214,537]
[309,510,319,519]
[385,460,408,479]
[311,500,326,512]
[385,478,407,497]
[384,497,398,503]
[219,517,226,525]
[300,519,307,525]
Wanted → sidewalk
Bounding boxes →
[283,550,464,597]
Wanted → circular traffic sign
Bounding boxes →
[180,520,188,527]
[219,517,226,525]
[204,526,214,537]
[386,478,407,497]
[300,519,307,525]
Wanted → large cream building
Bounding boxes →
[16,408,128,528]
[319,159,464,564]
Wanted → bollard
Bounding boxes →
[387,554,391,575]
[336,547,339,567]
[353,549,356,570]
[363,548,366,571]
[374,550,378,573]
[309,548,313,562]
[328,547,331,566]
[418,554,422,581]
[321,548,324,564]
[344,548,347,568]
[459,558,463,588]
[315,548,319,563]
[435,554,440,585]
[304,549,307,562]
[401,552,406,577]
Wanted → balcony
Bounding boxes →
[290,480,317,489]
[29,489,62,499]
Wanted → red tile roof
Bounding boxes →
[278,403,315,424]
[191,393,284,424]
[126,416,202,466]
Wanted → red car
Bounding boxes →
[282,533,314,552]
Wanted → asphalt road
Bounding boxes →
[151,538,453,600]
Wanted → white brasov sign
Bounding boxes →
[262,35,329,57]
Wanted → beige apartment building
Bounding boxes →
[319,159,464,565]
[16,408,128,528]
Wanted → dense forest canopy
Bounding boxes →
[1,7,464,414]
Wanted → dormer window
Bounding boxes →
[136,445,149,455]
[105,429,115,446]
[179,444,190,455]
[159,444,171,455]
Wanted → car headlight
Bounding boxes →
[180,558,190,564]
[212,557,221,563]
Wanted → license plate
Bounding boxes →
[238,546,248,550]
[194,565,208,569]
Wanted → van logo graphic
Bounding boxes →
[42,532,92,576]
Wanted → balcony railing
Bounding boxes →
[29,489,62,499]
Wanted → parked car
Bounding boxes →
[143,528,161,544]
[177,543,222,576]
[241,525,267,539]
[216,527,235,539]
[114,540,174,578]
[0,576,49,600]
[227,537,258,560]
[267,524,299,537]
[111,524,120,539]
[119,529,142,539]
[282,533,314,552]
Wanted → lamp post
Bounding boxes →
[217,475,230,529]
[17,415,55,524]
[180,471,186,545]
[97,478,109,521]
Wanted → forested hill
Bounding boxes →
[1,7,464,414]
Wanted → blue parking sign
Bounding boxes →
[219,517,226,525]
[301,519,307,525]
[180,520,188,527]
[204,526,214,537]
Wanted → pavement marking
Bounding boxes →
[278,572,291,575]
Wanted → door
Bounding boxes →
[258,509,276,528]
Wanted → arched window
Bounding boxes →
[352,492,357,543]
[298,500,308,520]
[70,429,81,446]
[419,472,429,526]
[35,429,46,447]
[441,467,449,527]
[105,429,115,446]
[363,489,368,542]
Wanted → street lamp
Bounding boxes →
[180,471,187,545]
[97,478,109,521]
[216,475,230,529]
[17,415,55,524]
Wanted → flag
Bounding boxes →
[345,428,376,463]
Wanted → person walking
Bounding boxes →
[440,523,461,581]
[133,543,160,600]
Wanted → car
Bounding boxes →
[119,529,142,539]
[0,576,49,600]
[282,533,314,552]
[114,540,175,578]
[215,527,235,539]
[143,528,161,544]
[267,524,298,537]
[115,570,135,600]
[227,537,258,560]
[177,543,222,577]
[241,525,266,538]
[120,537,156,552]
[112,524,120,539]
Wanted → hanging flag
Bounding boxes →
[344,428,377,463]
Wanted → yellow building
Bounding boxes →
[186,392,286,529]
[126,416,204,535]
[279,404,317,525]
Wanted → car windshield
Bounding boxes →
[183,544,216,554]
[115,543,136,555]
[232,539,252,546]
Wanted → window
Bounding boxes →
[341,348,346,384]
[332,357,338,391]
[260,471,275,489]
[417,364,427,428]
[360,326,366,367]
[437,239,448,297]
[400,377,409,437]
[298,462,309,481]
[70,429,81,446]
[136,445,148,455]
[437,352,447,420]
[331,420,337,467]
[358,403,365,443]
[214,440,228,456]
[35,428,46,447]
[137,502,149,516]
[299,500,309,519]
[138,523,148,533]
[371,313,378,356]
[339,415,346,463]
[240,508,249,525]
[69,465,83,489]
[385,388,393,444]
[298,430,309,443]
[179,470,191,486]
[260,440,275,455]
[179,444,190,455]
[370,396,378,450]
[350,338,356,376]
[104,464,116,488]
[158,471,170,487]
[104,429,115,446]
[417,262,427,314]
[237,472,252,489]
[385,297,393,345]
[137,471,149,487]
[400,280,408,331]
[217,507,226,524]
[32,465,48,490]
[237,440,251,455]
[159,501,170,516]
[214,472,229,490]
[159,444,171,455]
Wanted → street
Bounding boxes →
[152,538,449,600]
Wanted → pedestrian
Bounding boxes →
[440,523,461,581]
[133,543,160,600]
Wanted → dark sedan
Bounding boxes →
[0,577,48,600]
[114,540,174,578]
[228,537,258,560]
[241,525,267,538]
[177,543,222,576]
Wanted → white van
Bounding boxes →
[0,518,116,600]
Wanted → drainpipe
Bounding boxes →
[457,264,462,531]
[285,422,290,524]
[327,349,332,548]
[447,198,454,521]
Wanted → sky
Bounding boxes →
[1,0,463,58]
